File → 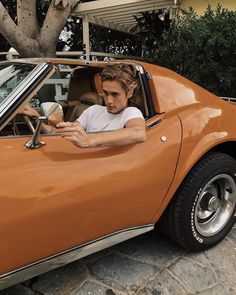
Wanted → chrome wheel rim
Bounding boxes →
[194,174,236,237]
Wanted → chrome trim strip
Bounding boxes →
[147,118,161,128]
[221,96,236,102]
[0,133,59,139]
[0,63,50,116]
[0,224,154,290]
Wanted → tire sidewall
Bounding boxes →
[180,154,236,250]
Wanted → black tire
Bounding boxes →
[160,152,236,251]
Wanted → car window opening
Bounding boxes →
[0,63,155,137]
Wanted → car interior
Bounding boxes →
[0,64,149,137]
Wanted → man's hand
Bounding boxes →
[19,104,40,118]
[56,121,90,148]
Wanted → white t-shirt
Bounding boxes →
[76,105,144,132]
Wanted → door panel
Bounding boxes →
[0,114,181,273]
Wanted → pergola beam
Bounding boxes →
[74,0,175,33]
[85,15,135,34]
[86,5,172,19]
[75,0,164,13]
[82,15,90,61]
[77,1,173,16]
[73,0,177,60]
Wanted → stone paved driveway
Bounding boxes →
[1,222,235,295]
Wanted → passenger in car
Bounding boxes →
[21,63,146,148]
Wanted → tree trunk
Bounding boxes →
[0,0,79,58]
[39,0,79,57]
[0,2,42,57]
[17,0,39,39]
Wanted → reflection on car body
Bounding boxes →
[0,58,235,290]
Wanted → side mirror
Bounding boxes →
[25,102,63,149]
[40,102,63,126]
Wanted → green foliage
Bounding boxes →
[154,5,236,97]
[1,1,235,96]
[131,9,171,57]
[62,18,138,56]
[89,25,137,56]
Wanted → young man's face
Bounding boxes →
[102,80,132,114]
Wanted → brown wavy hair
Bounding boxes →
[101,63,138,95]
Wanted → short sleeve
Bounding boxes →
[122,107,144,126]
[76,105,94,130]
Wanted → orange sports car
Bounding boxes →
[0,58,235,290]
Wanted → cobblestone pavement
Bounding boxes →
[1,222,235,295]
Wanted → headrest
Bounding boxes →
[94,73,103,96]
[79,92,103,106]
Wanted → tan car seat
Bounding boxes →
[64,92,103,122]
[93,73,103,96]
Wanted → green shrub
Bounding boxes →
[154,5,236,97]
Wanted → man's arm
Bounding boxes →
[56,118,146,148]
[19,105,58,133]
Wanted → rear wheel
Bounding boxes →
[160,152,236,251]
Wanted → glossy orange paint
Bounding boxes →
[1,59,236,277]
[138,62,236,222]
[0,113,181,273]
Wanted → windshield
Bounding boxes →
[0,61,54,131]
[0,63,37,106]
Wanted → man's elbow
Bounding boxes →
[134,127,146,143]
[139,131,147,142]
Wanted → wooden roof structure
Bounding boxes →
[73,0,178,59]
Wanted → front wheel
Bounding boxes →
[160,152,236,251]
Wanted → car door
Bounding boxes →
[0,110,182,274]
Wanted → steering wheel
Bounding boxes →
[12,115,35,135]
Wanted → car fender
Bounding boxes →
[151,102,236,223]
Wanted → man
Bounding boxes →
[22,63,146,148]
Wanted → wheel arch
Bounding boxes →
[174,140,236,196]
[152,140,236,223]
[211,141,236,160]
